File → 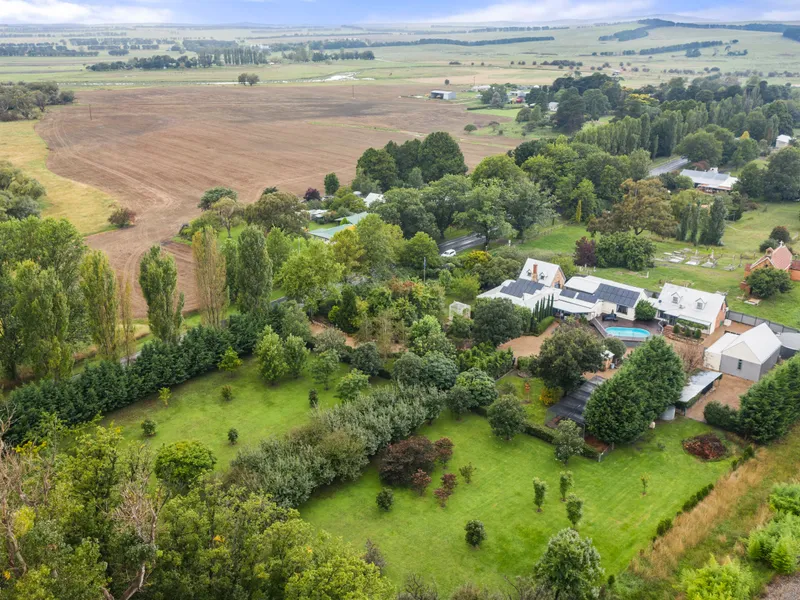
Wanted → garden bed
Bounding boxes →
[683,433,728,460]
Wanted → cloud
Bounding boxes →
[432,0,655,23]
[0,0,173,23]
[673,1,800,22]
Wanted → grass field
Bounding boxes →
[0,118,116,235]
[515,204,800,327]
[105,358,356,468]
[301,413,732,594]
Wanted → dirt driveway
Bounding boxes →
[38,84,517,316]
[499,321,559,357]
[686,374,754,421]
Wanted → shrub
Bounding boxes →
[363,539,386,574]
[411,469,432,495]
[681,555,754,600]
[703,401,739,432]
[308,388,319,408]
[433,487,451,507]
[656,517,672,537]
[540,385,562,407]
[217,346,242,374]
[465,520,487,547]
[682,483,715,513]
[746,266,792,299]
[770,226,791,244]
[154,440,217,493]
[336,369,370,402]
[141,418,156,437]
[108,206,136,228]
[228,428,239,445]
[534,315,556,336]
[379,436,437,486]
[770,483,800,516]
[352,342,382,376]
[454,368,499,408]
[442,473,458,494]
[554,419,584,465]
[433,437,454,465]
[459,463,475,484]
[748,513,800,573]
[220,385,233,402]
[559,471,574,502]
[376,488,394,512]
[634,300,656,321]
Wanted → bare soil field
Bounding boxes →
[37,84,516,315]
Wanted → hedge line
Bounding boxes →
[704,354,800,444]
[5,312,271,444]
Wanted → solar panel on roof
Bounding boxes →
[500,278,545,298]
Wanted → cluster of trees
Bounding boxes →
[87,54,202,71]
[705,354,800,444]
[736,146,800,203]
[0,162,45,221]
[0,421,392,599]
[0,42,98,57]
[0,81,74,121]
[236,72,260,85]
[585,337,686,444]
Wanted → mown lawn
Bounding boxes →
[497,372,547,423]
[105,358,355,468]
[301,413,732,594]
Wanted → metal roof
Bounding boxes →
[548,376,605,426]
[678,371,722,405]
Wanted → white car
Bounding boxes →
[440,249,457,258]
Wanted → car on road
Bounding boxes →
[440,249,457,258]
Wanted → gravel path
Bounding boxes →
[763,575,800,599]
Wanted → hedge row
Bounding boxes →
[6,312,272,444]
[704,354,800,444]
[230,385,446,507]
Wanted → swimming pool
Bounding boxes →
[605,327,651,339]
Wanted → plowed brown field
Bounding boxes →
[37,84,516,315]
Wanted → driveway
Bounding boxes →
[686,374,754,422]
[499,320,559,357]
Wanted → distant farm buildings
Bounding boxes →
[680,167,738,193]
[776,134,793,149]
[430,90,456,100]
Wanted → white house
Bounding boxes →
[519,258,566,288]
[547,101,559,112]
[559,275,650,321]
[776,134,793,149]
[704,323,782,381]
[363,193,384,207]
[655,283,727,334]
[478,278,558,312]
[680,167,738,192]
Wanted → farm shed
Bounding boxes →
[430,90,456,100]
[674,370,723,414]
[777,332,800,359]
[704,323,781,382]
[546,376,605,432]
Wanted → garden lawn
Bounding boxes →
[105,358,353,468]
[301,413,731,594]
[497,373,547,423]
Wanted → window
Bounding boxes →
[696,300,705,310]
[616,305,628,315]
[672,294,679,305]
[737,359,743,371]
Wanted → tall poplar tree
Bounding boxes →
[235,225,273,315]
[192,227,228,329]
[80,250,120,360]
[138,246,184,344]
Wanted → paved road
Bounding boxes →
[649,156,689,177]
[438,233,486,254]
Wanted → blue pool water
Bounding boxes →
[605,327,651,339]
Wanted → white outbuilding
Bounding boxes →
[704,323,782,382]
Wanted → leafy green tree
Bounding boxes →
[312,349,340,390]
[255,325,286,383]
[446,384,474,418]
[142,418,156,437]
[554,88,585,133]
[533,528,603,599]
[487,395,526,440]
[324,172,340,195]
[400,232,441,272]
[211,196,241,238]
[455,368,498,408]
[284,334,309,378]
[330,228,365,279]
[594,231,656,271]
[677,131,724,166]
[533,477,548,512]
[731,137,760,166]
[465,520,487,548]
[699,195,727,246]
[279,239,343,312]
[392,351,424,386]
[199,186,238,210]
[628,148,651,181]
[352,342,382,376]
[746,267,792,299]
[559,470,574,502]
[589,178,674,237]
[583,88,611,120]
[472,298,523,347]
[228,427,239,444]
[79,250,119,361]
[770,226,791,244]
[584,370,649,444]
[568,179,597,223]
[625,334,686,420]
[236,225,273,315]
[357,148,398,191]
[421,174,472,238]
[764,147,800,202]
[354,214,404,277]
[419,131,467,182]
[503,179,554,237]
[284,555,393,600]
[265,227,293,273]
[566,494,584,529]
[634,299,656,321]
[456,184,514,249]
[533,320,604,391]
[409,315,455,357]
[420,351,459,391]
[471,154,525,185]
[154,440,217,494]
[336,368,370,402]
[245,190,308,235]
[735,162,765,198]
[279,300,312,341]
[554,419,584,465]
[139,245,184,344]
[373,187,438,239]
[681,555,754,600]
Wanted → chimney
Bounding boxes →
[532,263,538,281]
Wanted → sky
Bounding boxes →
[2,0,800,26]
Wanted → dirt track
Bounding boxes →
[37,84,516,315]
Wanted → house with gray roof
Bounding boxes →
[704,323,782,382]
[680,167,738,192]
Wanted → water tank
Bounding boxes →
[660,405,676,421]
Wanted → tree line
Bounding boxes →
[0,81,74,121]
